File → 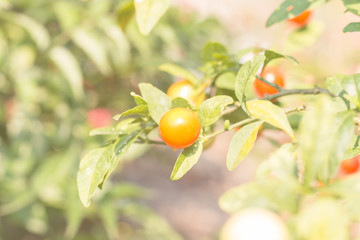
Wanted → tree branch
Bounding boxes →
[260,86,335,101]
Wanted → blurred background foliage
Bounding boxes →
[0,0,226,239]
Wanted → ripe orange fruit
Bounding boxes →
[339,155,360,175]
[287,10,312,27]
[253,66,285,98]
[159,107,201,149]
[167,80,205,107]
[220,208,289,240]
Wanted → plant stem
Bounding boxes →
[204,104,307,142]
[136,137,166,145]
[260,86,335,101]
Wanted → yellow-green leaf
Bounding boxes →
[226,121,263,171]
[246,100,295,140]
[170,141,203,181]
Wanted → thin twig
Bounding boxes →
[204,104,308,141]
[261,86,335,101]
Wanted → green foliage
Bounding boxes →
[226,121,263,170]
[235,55,265,109]
[299,96,354,184]
[198,96,234,127]
[170,140,203,181]
[247,100,295,140]
[134,0,171,35]
[344,22,360,32]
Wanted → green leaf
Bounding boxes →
[77,146,113,207]
[343,0,360,16]
[138,83,171,124]
[215,72,236,90]
[49,46,84,101]
[202,41,228,62]
[198,95,233,127]
[159,63,199,86]
[171,97,192,109]
[256,143,297,182]
[170,141,203,181]
[299,96,354,184]
[297,198,349,240]
[266,0,311,27]
[263,50,298,67]
[117,0,135,30]
[235,55,265,106]
[343,22,360,32]
[327,74,345,95]
[246,100,295,140]
[131,91,147,105]
[134,0,171,35]
[226,121,263,171]
[72,29,111,76]
[113,104,149,120]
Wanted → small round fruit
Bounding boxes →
[159,107,201,149]
[287,10,312,27]
[339,155,360,175]
[220,208,289,240]
[253,66,285,98]
[167,80,205,107]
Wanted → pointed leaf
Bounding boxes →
[159,63,199,86]
[198,95,233,127]
[77,146,113,207]
[246,100,295,139]
[49,46,84,101]
[226,121,263,170]
[343,22,360,32]
[266,0,311,27]
[170,141,203,181]
[138,83,171,124]
[134,0,171,35]
[235,55,265,105]
[343,0,360,16]
[113,104,149,120]
[264,50,298,67]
